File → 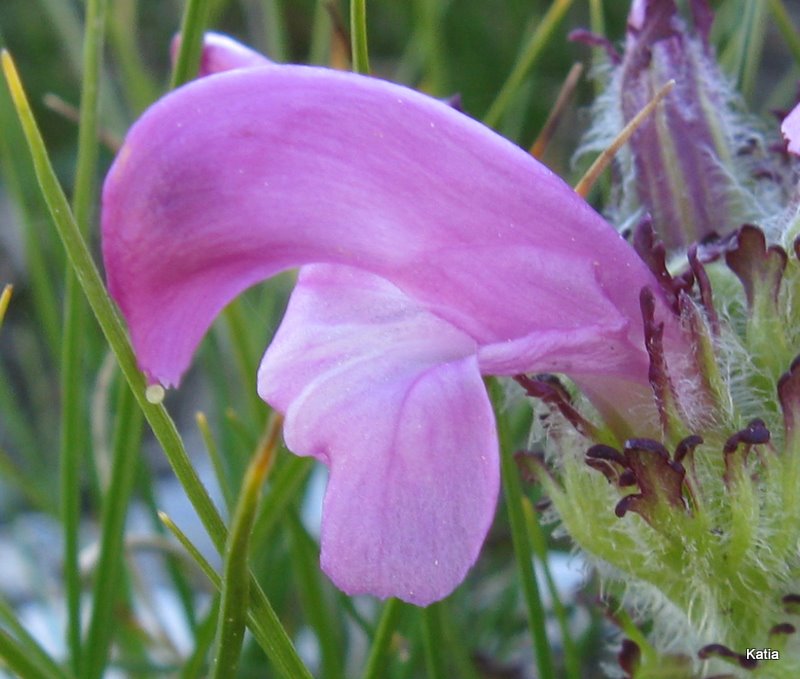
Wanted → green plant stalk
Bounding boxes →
[0,359,41,468]
[422,603,448,679]
[0,628,59,679]
[436,603,481,679]
[767,0,800,66]
[61,0,108,668]
[222,302,264,424]
[161,512,314,679]
[0,90,61,355]
[490,379,556,679]
[35,0,126,128]
[171,0,213,89]
[261,0,290,62]
[135,458,198,630]
[287,511,345,679]
[414,0,446,94]
[181,594,221,679]
[722,0,768,102]
[109,0,160,113]
[81,380,143,679]
[484,0,574,128]
[34,0,85,80]
[0,447,55,512]
[522,497,580,679]
[0,595,72,679]
[361,598,406,679]
[588,0,604,36]
[308,0,332,65]
[1,51,311,679]
[196,411,236,511]
[211,416,281,679]
[350,0,370,74]
[251,455,314,546]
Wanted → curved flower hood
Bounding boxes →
[101,36,680,604]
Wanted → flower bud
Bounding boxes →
[577,0,786,252]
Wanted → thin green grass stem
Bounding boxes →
[422,602,448,679]
[523,497,580,679]
[588,0,604,36]
[171,0,213,89]
[161,512,314,679]
[414,0,446,93]
[287,511,345,679]
[60,275,87,675]
[109,0,160,112]
[35,0,84,79]
[723,0,768,102]
[2,51,312,679]
[81,379,143,679]
[0,447,55,512]
[0,359,41,465]
[222,302,264,424]
[0,595,73,679]
[0,103,60,354]
[136,458,198,630]
[308,0,332,65]
[211,416,281,679]
[0,628,60,679]
[61,0,108,667]
[490,379,555,679]
[181,594,221,679]
[251,455,314,545]
[484,0,574,128]
[768,0,800,66]
[350,0,370,74]
[35,0,126,128]
[437,603,481,679]
[360,598,406,679]
[197,411,236,512]
[261,0,290,62]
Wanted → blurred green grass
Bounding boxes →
[0,1,798,677]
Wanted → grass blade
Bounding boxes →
[1,49,311,679]
[350,0,370,74]
[360,598,406,679]
[0,595,72,679]
[490,379,555,679]
[211,415,282,679]
[160,512,315,679]
[81,378,143,679]
[484,0,574,128]
[0,628,60,679]
[171,0,213,89]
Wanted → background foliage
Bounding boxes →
[0,1,798,677]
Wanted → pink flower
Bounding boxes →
[101,35,680,605]
[782,103,800,156]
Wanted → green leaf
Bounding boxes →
[490,378,556,679]
[171,0,213,89]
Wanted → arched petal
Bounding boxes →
[102,64,663,388]
[258,266,497,604]
[782,103,800,156]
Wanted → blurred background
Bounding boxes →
[0,1,799,677]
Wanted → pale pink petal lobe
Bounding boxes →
[258,266,497,604]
